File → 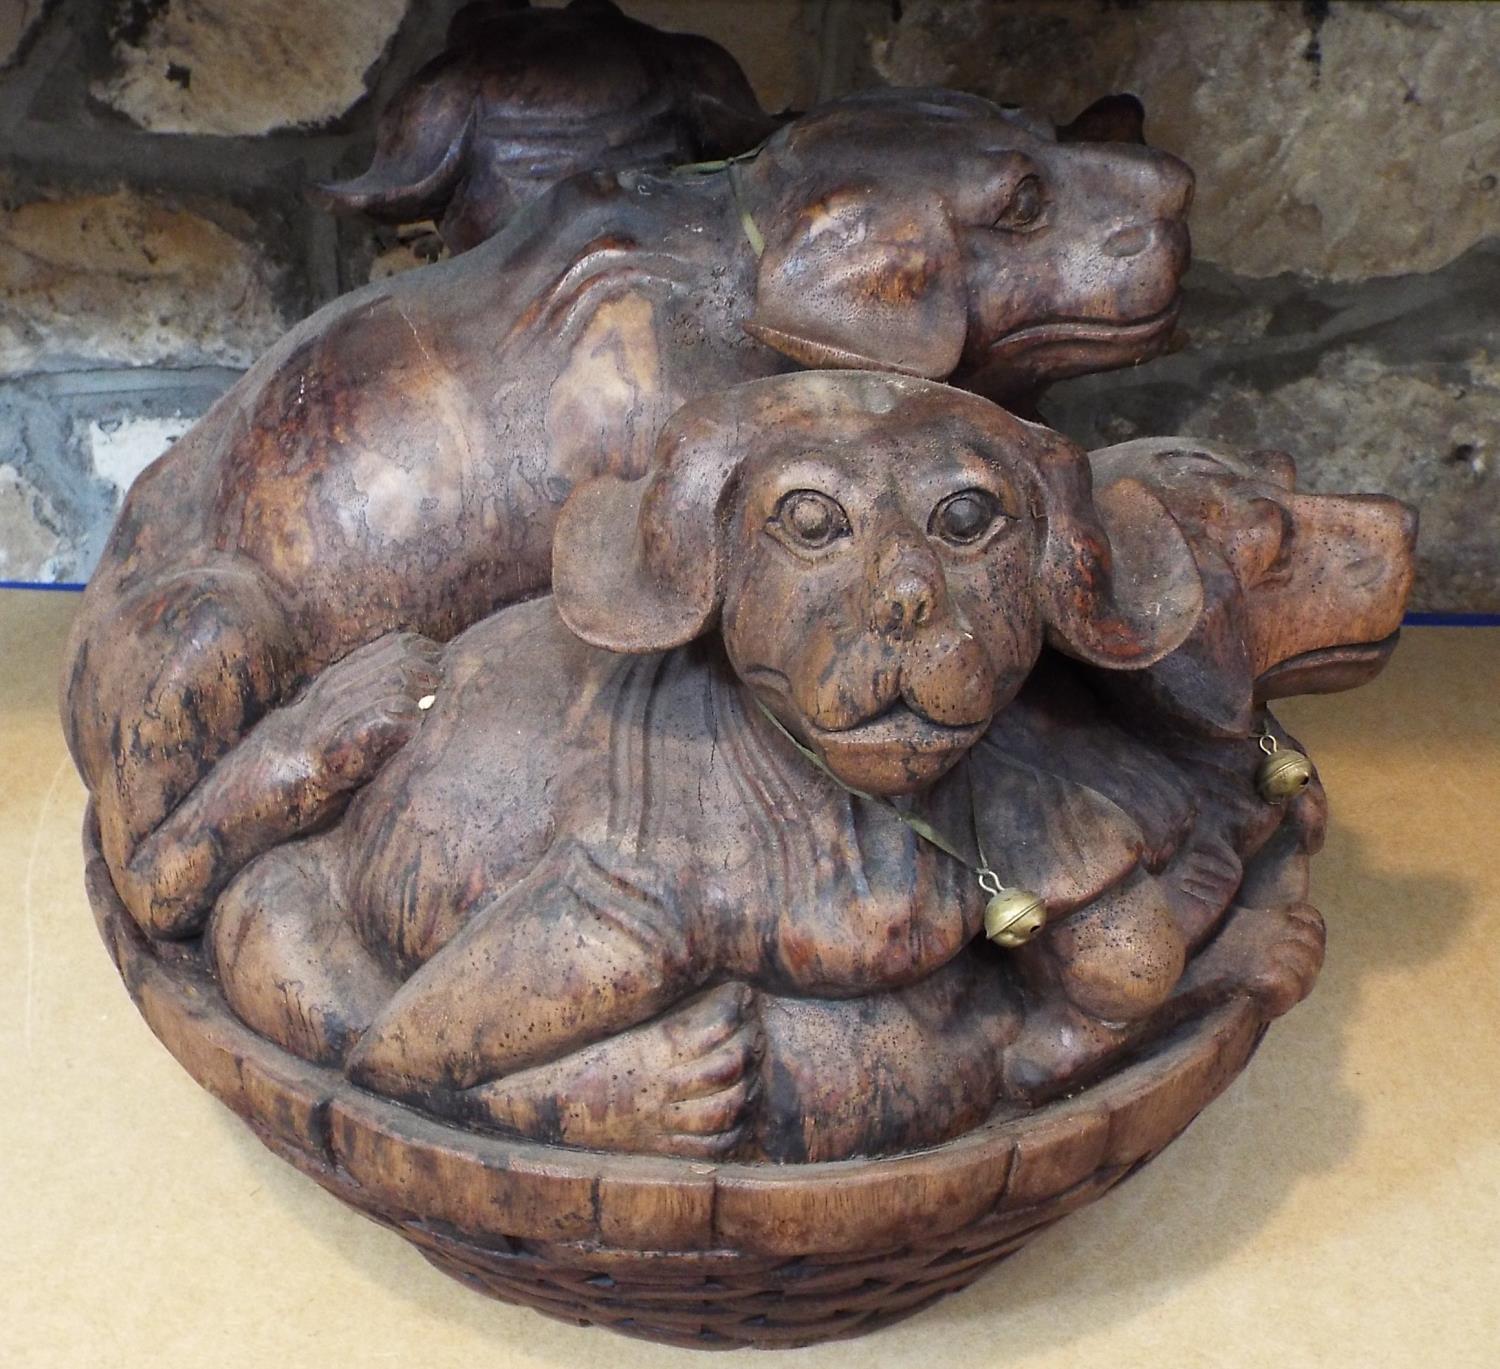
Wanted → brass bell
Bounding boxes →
[1256,743,1315,803]
[984,887,1048,949]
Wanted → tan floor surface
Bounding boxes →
[3,587,1497,1367]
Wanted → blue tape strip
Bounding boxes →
[0,579,85,592]
[1,580,1498,628]
[1401,611,1500,627]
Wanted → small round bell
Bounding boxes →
[1256,746,1315,802]
[984,888,1048,949]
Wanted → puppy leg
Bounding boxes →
[66,560,297,932]
[122,630,442,937]
[1173,826,1324,1021]
[209,837,397,1065]
[1004,872,1186,1103]
[753,954,1019,1161]
[464,983,762,1160]
[69,560,441,939]
[346,840,706,1096]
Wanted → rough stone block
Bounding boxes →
[0,370,231,583]
[866,0,1500,281]
[0,458,75,580]
[0,0,46,68]
[0,190,289,374]
[90,0,410,136]
[616,0,821,113]
[78,412,195,502]
[365,220,446,284]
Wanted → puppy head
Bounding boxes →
[1089,439,1418,733]
[312,0,774,252]
[739,88,1193,399]
[556,373,1202,795]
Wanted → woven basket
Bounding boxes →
[86,819,1267,1349]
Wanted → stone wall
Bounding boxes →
[0,0,1494,609]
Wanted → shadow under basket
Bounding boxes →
[85,813,1268,1350]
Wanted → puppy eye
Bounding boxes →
[930,489,1002,545]
[994,175,1044,230]
[773,490,850,550]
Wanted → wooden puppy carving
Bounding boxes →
[201,373,1218,1161]
[62,88,1195,944]
[1086,439,1419,738]
[315,0,778,253]
[314,2,1157,260]
[992,438,1416,1097]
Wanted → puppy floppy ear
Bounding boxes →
[1031,442,1203,669]
[311,64,475,223]
[554,408,743,653]
[744,182,967,379]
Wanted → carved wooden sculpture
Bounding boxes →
[189,369,1405,1153]
[206,374,1200,1153]
[61,86,1192,948]
[66,70,1417,1351]
[314,0,779,253]
[1086,438,1417,734]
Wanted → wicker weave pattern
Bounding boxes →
[260,1111,1149,1348]
[408,1178,1134,1347]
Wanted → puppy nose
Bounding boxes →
[872,545,942,640]
[1161,154,1195,217]
[877,577,933,637]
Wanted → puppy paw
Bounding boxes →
[1187,900,1326,1019]
[1233,902,1325,1018]
[464,983,762,1160]
[1166,837,1243,946]
[654,983,762,1158]
[1001,1001,1131,1106]
[282,631,443,794]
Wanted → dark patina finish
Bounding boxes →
[62,87,1194,949]
[62,67,1418,1346]
[75,371,1413,1163]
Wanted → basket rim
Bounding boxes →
[84,807,1265,1258]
